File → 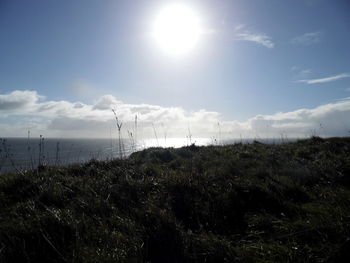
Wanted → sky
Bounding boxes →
[0,0,350,139]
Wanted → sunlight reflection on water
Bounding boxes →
[140,137,211,149]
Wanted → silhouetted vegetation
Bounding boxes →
[1,137,350,262]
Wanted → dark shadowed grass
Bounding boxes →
[1,137,350,262]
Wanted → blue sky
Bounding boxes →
[0,0,350,138]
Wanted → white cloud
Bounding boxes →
[93,95,123,110]
[0,90,43,111]
[1,90,350,138]
[243,100,350,137]
[236,32,274,48]
[298,73,350,84]
[234,25,274,48]
[292,31,322,45]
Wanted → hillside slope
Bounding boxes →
[1,137,350,262]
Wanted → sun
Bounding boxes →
[152,4,202,56]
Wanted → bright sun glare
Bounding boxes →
[153,4,202,56]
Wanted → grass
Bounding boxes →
[0,136,350,262]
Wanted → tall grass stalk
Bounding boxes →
[1,138,25,175]
[152,123,159,147]
[38,135,44,166]
[109,127,113,159]
[55,141,60,166]
[161,122,167,145]
[0,138,6,173]
[27,130,34,170]
[187,124,192,145]
[112,109,123,159]
[127,130,135,152]
[134,115,138,151]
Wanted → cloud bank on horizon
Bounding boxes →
[1,90,349,139]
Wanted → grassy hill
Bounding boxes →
[1,137,350,262]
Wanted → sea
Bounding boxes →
[0,137,293,174]
[0,137,209,173]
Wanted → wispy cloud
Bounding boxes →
[291,67,313,80]
[336,97,350,102]
[300,69,312,75]
[234,24,274,48]
[298,73,350,84]
[292,31,322,45]
[236,33,274,48]
[234,24,246,31]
